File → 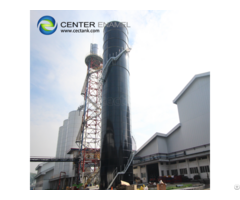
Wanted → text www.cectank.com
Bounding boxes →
[61,29,100,33]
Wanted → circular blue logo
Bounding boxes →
[37,16,58,35]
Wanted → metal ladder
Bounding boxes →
[106,151,135,190]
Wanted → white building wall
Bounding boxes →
[140,166,147,183]
[188,159,199,179]
[177,161,188,176]
[41,162,55,172]
[35,175,43,190]
[157,137,168,153]
[137,138,158,157]
[35,163,55,190]
[198,156,210,179]
[169,163,178,175]
[133,74,210,181]
[167,76,210,152]
[160,162,169,176]
[42,169,54,190]
[133,166,141,178]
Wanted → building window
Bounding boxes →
[190,167,199,174]
[167,170,170,176]
[133,166,137,169]
[141,173,146,178]
[170,161,176,165]
[171,169,178,175]
[140,165,145,168]
[179,160,185,163]
[161,170,164,176]
[200,166,210,173]
[134,173,138,178]
[189,158,196,162]
[180,168,187,175]
[198,156,207,160]
[160,162,164,165]
[166,162,169,165]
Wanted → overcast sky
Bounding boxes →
[30,10,237,173]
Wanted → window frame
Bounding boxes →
[180,168,187,175]
[190,167,199,174]
[171,169,178,176]
[161,170,164,176]
[189,158,196,162]
[179,159,186,163]
[198,156,207,160]
[141,173,146,178]
[200,165,210,173]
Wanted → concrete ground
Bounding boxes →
[138,182,210,190]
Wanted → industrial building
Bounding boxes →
[34,109,83,190]
[49,109,83,189]
[33,22,210,190]
[34,43,103,189]
[34,162,55,190]
[133,72,210,183]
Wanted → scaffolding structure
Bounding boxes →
[76,44,103,185]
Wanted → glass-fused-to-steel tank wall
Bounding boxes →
[100,21,133,189]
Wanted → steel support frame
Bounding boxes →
[78,55,102,184]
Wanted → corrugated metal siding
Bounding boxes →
[166,128,182,153]
[157,137,168,153]
[177,76,210,123]
[167,76,210,152]
[133,75,210,158]
[137,138,158,157]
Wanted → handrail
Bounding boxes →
[97,48,131,107]
[106,151,135,190]
[100,48,131,83]
[134,144,210,162]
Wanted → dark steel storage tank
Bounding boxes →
[100,21,133,190]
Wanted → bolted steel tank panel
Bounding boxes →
[100,21,133,190]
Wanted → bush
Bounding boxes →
[72,183,83,189]
[166,183,192,190]
[181,175,192,182]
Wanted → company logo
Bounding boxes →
[37,16,58,35]
[234,184,240,190]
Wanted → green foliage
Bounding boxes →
[166,183,192,190]
[72,183,83,189]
